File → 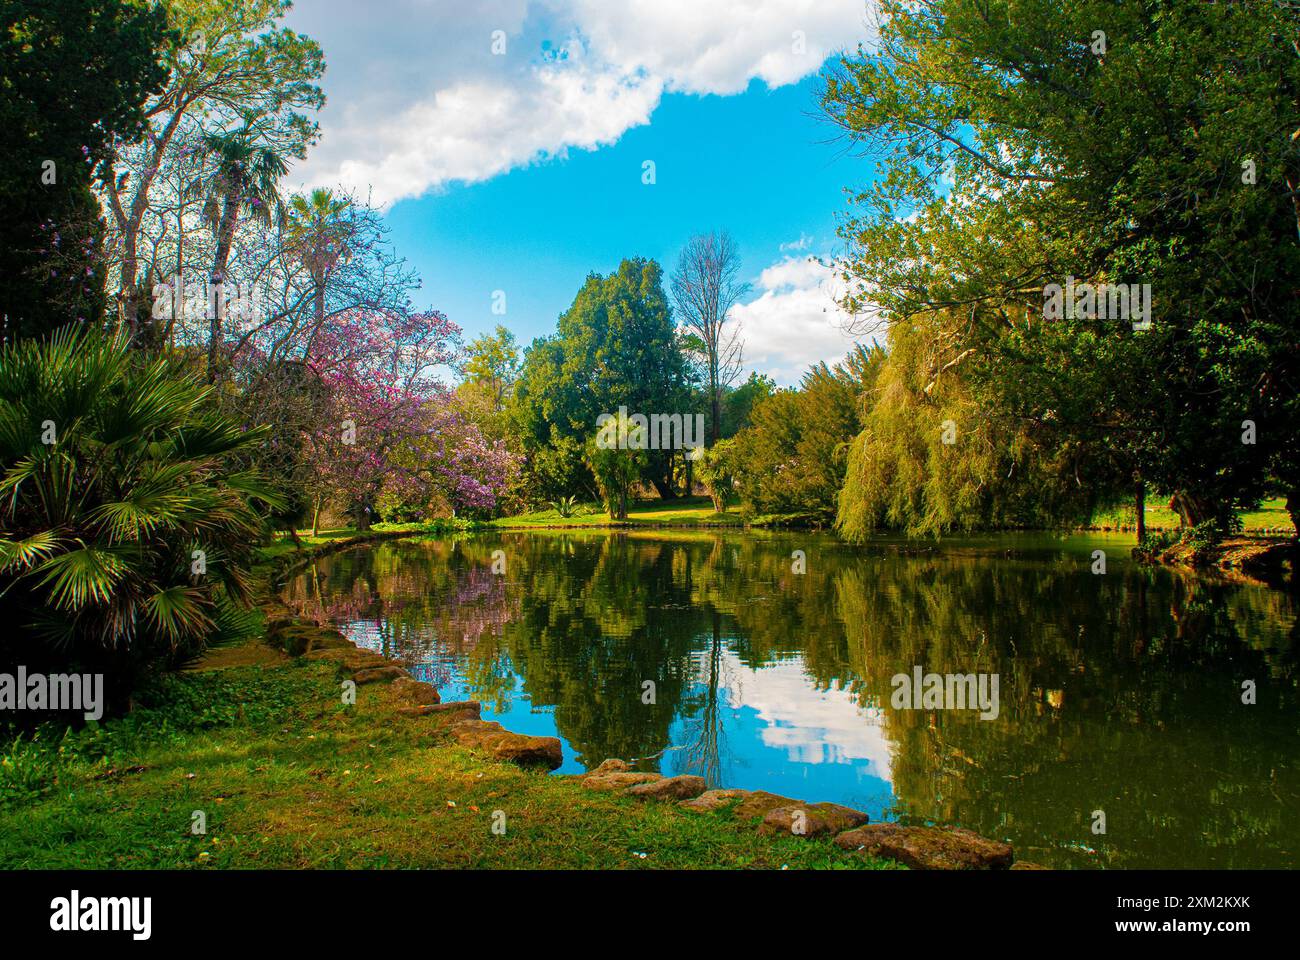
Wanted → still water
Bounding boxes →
[283,530,1298,868]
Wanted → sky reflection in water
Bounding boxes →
[284,530,1298,868]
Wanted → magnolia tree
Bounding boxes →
[387,400,517,517]
[299,307,514,531]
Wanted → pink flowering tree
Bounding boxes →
[299,307,515,531]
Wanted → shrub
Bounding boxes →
[0,328,280,716]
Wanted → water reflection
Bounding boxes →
[283,530,1298,868]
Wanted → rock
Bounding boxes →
[390,677,440,705]
[485,731,563,769]
[352,665,407,685]
[678,789,750,813]
[588,759,631,776]
[396,700,480,720]
[626,775,707,801]
[834,824,1013,870]
[582,771,663,792]
[760,802,869,838]
[270,624,354,656]
[449,719,504,741]
[451,720,562,769]
[732,791,803,820]
[305,648,389,672]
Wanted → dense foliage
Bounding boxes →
[4,0,1296,725]
[0,329,278,708]
[727,346,883,522]
[823,0,1300,536]
[0,0,171,341]
[510,258,693,502]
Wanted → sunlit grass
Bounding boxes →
[0,657,895,870]
[493,496,743,528]
[1089,496,1294,534]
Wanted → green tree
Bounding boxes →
[104,0,324,327]
[836,314,1093,538]
[200,126,288,378]
[586,411,648,520]
[0,0,171,341]
[282,187,353,333]
[0,328,281,712]
[719,371,775,438]
[822,0,1300,534]
[695,438,737,513]
[511,258,691,502]
[729,345,882,522]
[462,324,520,408]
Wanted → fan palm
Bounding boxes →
[0,327,282,709]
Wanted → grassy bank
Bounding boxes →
[284,496,1294,541]
[490,496,744,528]
[1087,496,1294,535]
[0,641,895,870]
[488,496,829,529]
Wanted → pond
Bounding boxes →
[282,530,1298,868]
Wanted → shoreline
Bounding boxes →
[357,520,1295,589]
[6,526,1282,868]
[255,531,1037,870]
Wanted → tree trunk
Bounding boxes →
[1287,489,1299,540]
[709,377,721,445]
[117,238,138,333]
[311,498,322,538]
[1169,490,1213,528]
[111,110,186,334]
[208,197,240,382]
[1135,479,1146,543]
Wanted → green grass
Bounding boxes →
[0,657,896,870]
[492,496,744,528]
[256,520,484,566]
[255,528,362,563]
[1089,495,1294,534]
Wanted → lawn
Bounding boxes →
[1089,496,1294,534]
[270,495,1295,545]
[0,653,895,870]
[491,496,744,528]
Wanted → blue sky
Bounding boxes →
[285,1,879,383]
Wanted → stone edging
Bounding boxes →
[261,531,1044,871]
[574,759,1042,870]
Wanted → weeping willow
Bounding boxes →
[837,311,1094,540]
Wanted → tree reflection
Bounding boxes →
[283,531,1298,867]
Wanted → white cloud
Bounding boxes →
[286,0,872,205]
[562,0,868,95]
[731,255,870,385]
[779,232,814,252]
[723,654,894,777]
[327,56,664,207]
